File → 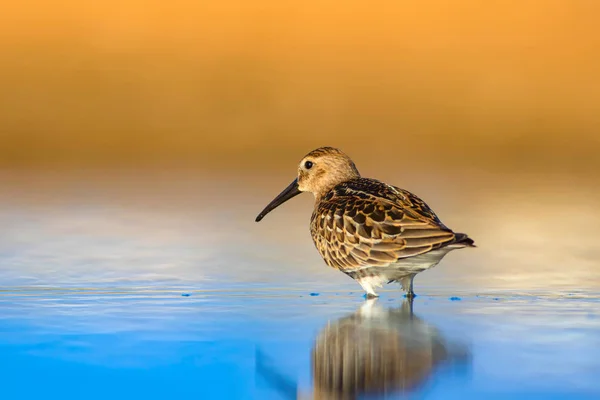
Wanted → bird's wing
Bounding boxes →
[312,189,456,270]
[390,186,449,228]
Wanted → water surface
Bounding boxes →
[1,170,599,399]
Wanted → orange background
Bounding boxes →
[1,1,599,173]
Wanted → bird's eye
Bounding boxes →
[304,161,313,169]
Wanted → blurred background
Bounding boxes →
[1,0,599,174]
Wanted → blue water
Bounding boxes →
[1,288,599,399]
[1,172,599,399]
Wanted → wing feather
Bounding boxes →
[310,180,458,272]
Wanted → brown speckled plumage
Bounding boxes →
[256,146,475,298]
[311,178,454,269]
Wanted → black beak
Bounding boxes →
[255,178,301,222]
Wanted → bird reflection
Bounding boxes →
[257,299,470,399]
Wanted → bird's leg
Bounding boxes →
[358,278,379,299]
[401,274,416,299]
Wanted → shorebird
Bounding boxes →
[255,147,475,298]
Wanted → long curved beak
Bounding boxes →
[255,178,301,222]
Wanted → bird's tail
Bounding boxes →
[452,233,476,247]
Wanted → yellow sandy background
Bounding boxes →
[1,1,599,173]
